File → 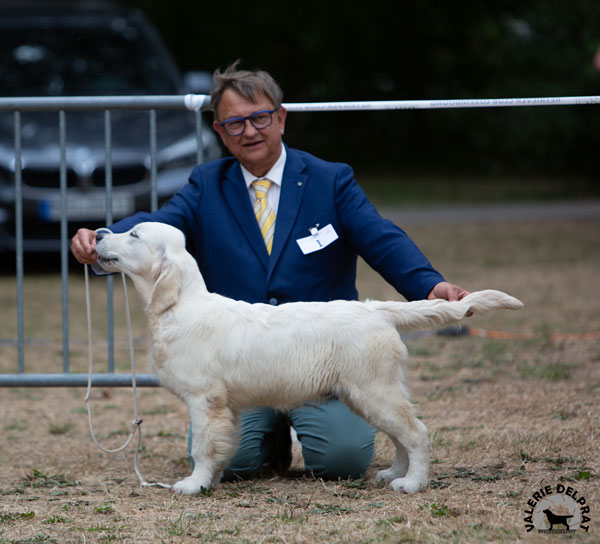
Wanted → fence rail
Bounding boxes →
[1,373,159,387]
[1,93,599,388]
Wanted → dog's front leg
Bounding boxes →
[173,394,237,495]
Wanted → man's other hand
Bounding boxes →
[427,281,470,302]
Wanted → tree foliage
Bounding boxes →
[125,0,600,179]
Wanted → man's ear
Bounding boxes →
[149,249,181,314]
[213,119,228,147]
[276,106,287,136]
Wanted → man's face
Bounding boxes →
[213,89,287,177]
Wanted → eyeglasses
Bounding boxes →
[219,109,278,136]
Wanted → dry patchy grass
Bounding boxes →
[1,217,599,543]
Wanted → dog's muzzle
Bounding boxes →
[95,228,119,271]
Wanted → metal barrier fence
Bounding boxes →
[1,93,599,388]
[0,95,212,388]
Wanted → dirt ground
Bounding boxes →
[1,217,599,543]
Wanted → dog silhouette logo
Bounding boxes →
[523,484,591,534]
[542,508,573,531]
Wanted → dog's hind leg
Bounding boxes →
[376,437,409,483]
[173,394,238,494]
[341,386,430,494]
[385,417,430,494]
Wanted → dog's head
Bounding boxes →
[95,222,196,314]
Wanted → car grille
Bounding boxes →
[92,165,149,187]
[22,168,78,188]
[22,165,148,188]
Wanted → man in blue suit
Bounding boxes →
[72,62,469,482]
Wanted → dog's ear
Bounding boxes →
[149,248,182,314]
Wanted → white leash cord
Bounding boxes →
[84,264,172,489]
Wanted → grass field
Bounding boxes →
[0,211,599,543]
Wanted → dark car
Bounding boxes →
[0,2,221,252]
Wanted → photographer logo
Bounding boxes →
[524,484,591,534]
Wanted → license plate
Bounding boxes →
[39,194,134,222]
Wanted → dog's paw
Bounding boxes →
[376,468,401,484]
[173,476,211,495]
[389,477,426,494]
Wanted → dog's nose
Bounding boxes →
[95,228,111,243]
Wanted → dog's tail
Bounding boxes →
[368,289,523,332]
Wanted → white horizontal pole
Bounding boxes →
[283,95,600,112]
[0,94,599,113]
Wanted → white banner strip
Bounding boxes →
[283,95,600,112]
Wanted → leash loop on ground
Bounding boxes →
[84,264,172,490]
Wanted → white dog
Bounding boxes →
[95,222,523,495]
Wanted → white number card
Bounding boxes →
[296,224,339,255]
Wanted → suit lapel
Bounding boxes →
[268,150,308,279]
[221,163,269,270]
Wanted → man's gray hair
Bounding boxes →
[211,60,283,120]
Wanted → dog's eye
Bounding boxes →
[130,231,139,239]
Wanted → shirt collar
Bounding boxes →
[241,145,287,189]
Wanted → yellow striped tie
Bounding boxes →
[252,179,276,254]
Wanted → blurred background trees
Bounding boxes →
[123,0,599,185]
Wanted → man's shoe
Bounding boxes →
[263,421,293,472]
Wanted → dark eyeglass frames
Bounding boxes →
[219,109,278,136]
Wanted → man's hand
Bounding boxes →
[427,281,470,302]
[71,228,98,264]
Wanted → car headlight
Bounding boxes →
[158,129,221,169]
[157,135,198,169]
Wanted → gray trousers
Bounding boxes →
[188,398,375,481]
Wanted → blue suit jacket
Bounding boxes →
[109,147,444,304]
